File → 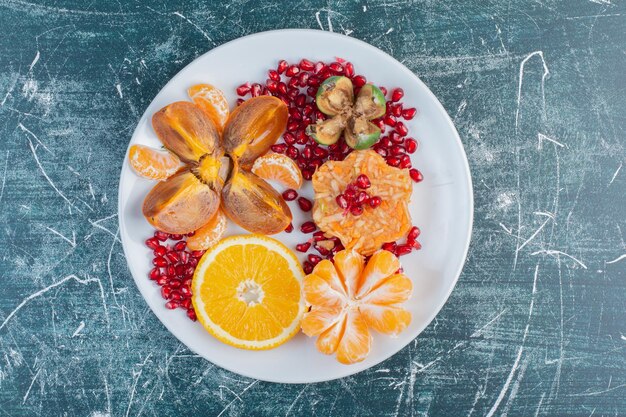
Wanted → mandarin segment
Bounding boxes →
[251,152,303,189]
[188,84,230,133]
[359,305,411,337]
[357,249,401,297]
[336,309,371,365]
[129,144,181,180]
[222,96,288,168]
[186,209,227,251]
[301,305,343,337]
[316,313,346,355]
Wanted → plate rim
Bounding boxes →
[117,28,474,384]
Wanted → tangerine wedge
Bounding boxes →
[188,84,230,134]
[186,209,227,251]
[129,144,181,180]
[251,152,303,189]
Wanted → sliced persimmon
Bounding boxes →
[186,209,227,251]
[152,101,221,163]
[142,169,219,234]
[128,144,181,180]
[188,84,230,133]
[222,96,288,168]
[221,167,292,235]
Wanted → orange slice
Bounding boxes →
[188,84,229,133]
[192,235,305,350]
[128,144,181,180]
[251,152,303,189]
[186,209,228,251]
[301,249,412,364]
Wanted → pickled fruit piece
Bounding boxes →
[312,150,412,256]
[221,166,292,235]
[188,84,230,133]
[222,96,288,168]
[354,85,386,120]
[186,209,227,250]
[129,144,181,180]
[344,116,381,150]
[152,101,221,163]
[301,249,412,364]
[143,169,220,234]
[192,235,305,350]
[316,76,354,116]
[306,114,347,145]
[251,152,303,189]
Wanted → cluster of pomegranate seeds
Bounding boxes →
[381,226,422,258]
[145,231,204,321]
[334,174,382,216]
[236,59,422,183]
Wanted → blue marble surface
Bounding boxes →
[0,1,625,416]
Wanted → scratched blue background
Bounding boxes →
[1,1,625,416]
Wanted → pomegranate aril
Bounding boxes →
[297,197,313,212]
[384,114,397,127]
[149,267,160,280]
[390,132,403,144]
[345,62,355,77]
[357,191,369,204]
[153,256,167,267]
[299,58,315,71]
[236,83,251,96]
[391,88,404,102]
[298,72,310,87]
[295,94,307,107]
[300,221,316,233]
[369,196,382,208]
[375,147,388,158]
[372,118,384,130]
[161,286,172,300]
[350,206,364,216]
[271,144,287,153]
[287,77,299,89]
[315,245,330,256]
[186,309,197,321]
[399,154,412,168]
[188,257,198,267]
[283,132,296,145]
[405,138,418,154]
[314,61,326,74]
[282,189,298,201]
[344,189,356,200]
[308,254,322,265]
[165,300,179,310]
[313,147,328,158]
[302,146,312,159]
[407,226,421,242]
[410,168,423,182]
[303,261,314,274]
[329,62,344,74]
[409,240,422,250]
[169,279,181,289]
[191,250,205,258]
[277,60,288,74]
[395,244,412,256]
[287,121,299,132]
[277,82,288,95]
[289,107,302,121]
[395,122,408,136]
[355,174,371,189]
[154,231,168,241]
[353,75,366,87]
[336,194,349,209]
[268,69,280,81]
[387,156,400,167]
[154,246,167,257]
[236,98,245,106]
[379,86,388,96]
[251,83,262,97]
[302,168,314,180]
[286,65,300,77]
[165,251,180,263]
[313,231,326,241]
[390,145,405,156]
[145,237,160,249]
[180,299,192,310]
[382,242,397,252]
[156,276,168,286]
[286,146,299,159]
[175,264,186,277]
[402,107,417,120]
[391,104,403,117]
[173,241,186,251]
[285,223,294,233]
[167,265,176,278]
[296,242,311,252]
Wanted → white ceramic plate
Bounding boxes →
[118,29,473,383]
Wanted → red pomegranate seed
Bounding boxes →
[355,174,371,189]
[297,197,313,212]
[379,86,388,96]
[173,241,186,251]
[382,242,396,252]
[268,69,280,81]
[285,223,294,233]
[329,62,344,74]
[166,265,176,278]
[405,138,418,154]
[145,237,160,249]
[344,188,356,200]
[154,231,168,241]
[298,72,310,87]
[387,156,400,167]
[165,251,180,263]
[313,231,326,241]
[287,121,299,132]
[271,144,287,153]
[409,168,423,182]
[236,83,251,96]
[409,240,422,250]
[407,226,421,242]
[307,76,320,88]
[402,107,417,120]
[180,285,191,297]
[350,206,364,216]
[399,154,412,168]
[308,254,322,265]
[170,233,183,240]
[302,168,314,180]
[299,58,315,71]
[170,290,183,301]
[303,261,314,274]
[161,286,173,300]
[180,299,192,310]
[296,242,311,252]
[391,103,403,117]
[302,146,312,159]
[149,267,160,280]
[251,83,262,97]
[175,264,185,277]
[288,77,299,89]
[153,256,167,267]
[286,146,299,159]
[353,75,366,87]
[277,82,287,95]
[295,93,307,107]
[289,107,302,121]
[336,194,349,209]
[390,132,403,144]
[372,118,384,130]
[186,309,197,321]
[395,244,412,256]
[391,88,404,102]
[356,191,369,205]
[300,221,316,233]
[236,98,245,106]
[375,147,388,158]
[286,65,300,77]
[384,114,397,127]
[390,145,405,156]
[277,60,288,74]
[165,300,179,310]
[283,132,296,145]
[314,62,326,74]
[282,189,298,201]
[179,251,189,264]
[369,196,382,208]
[156,276,168,286]
[154,246,167,257]
[396,122,408,136]
[191,250,205,258]
[169,279,181,289]
[345,62,355,77]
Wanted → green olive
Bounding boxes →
[354,84,386,120]
[315,76,354,116]
[344,116,381,150]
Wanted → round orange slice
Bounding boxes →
[128,144,181,180]
[188,84,229,133]
[186,209,227,251]
[251,152,303,189]
[192,235,305,350]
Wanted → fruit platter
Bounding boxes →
[118,30,473,383]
